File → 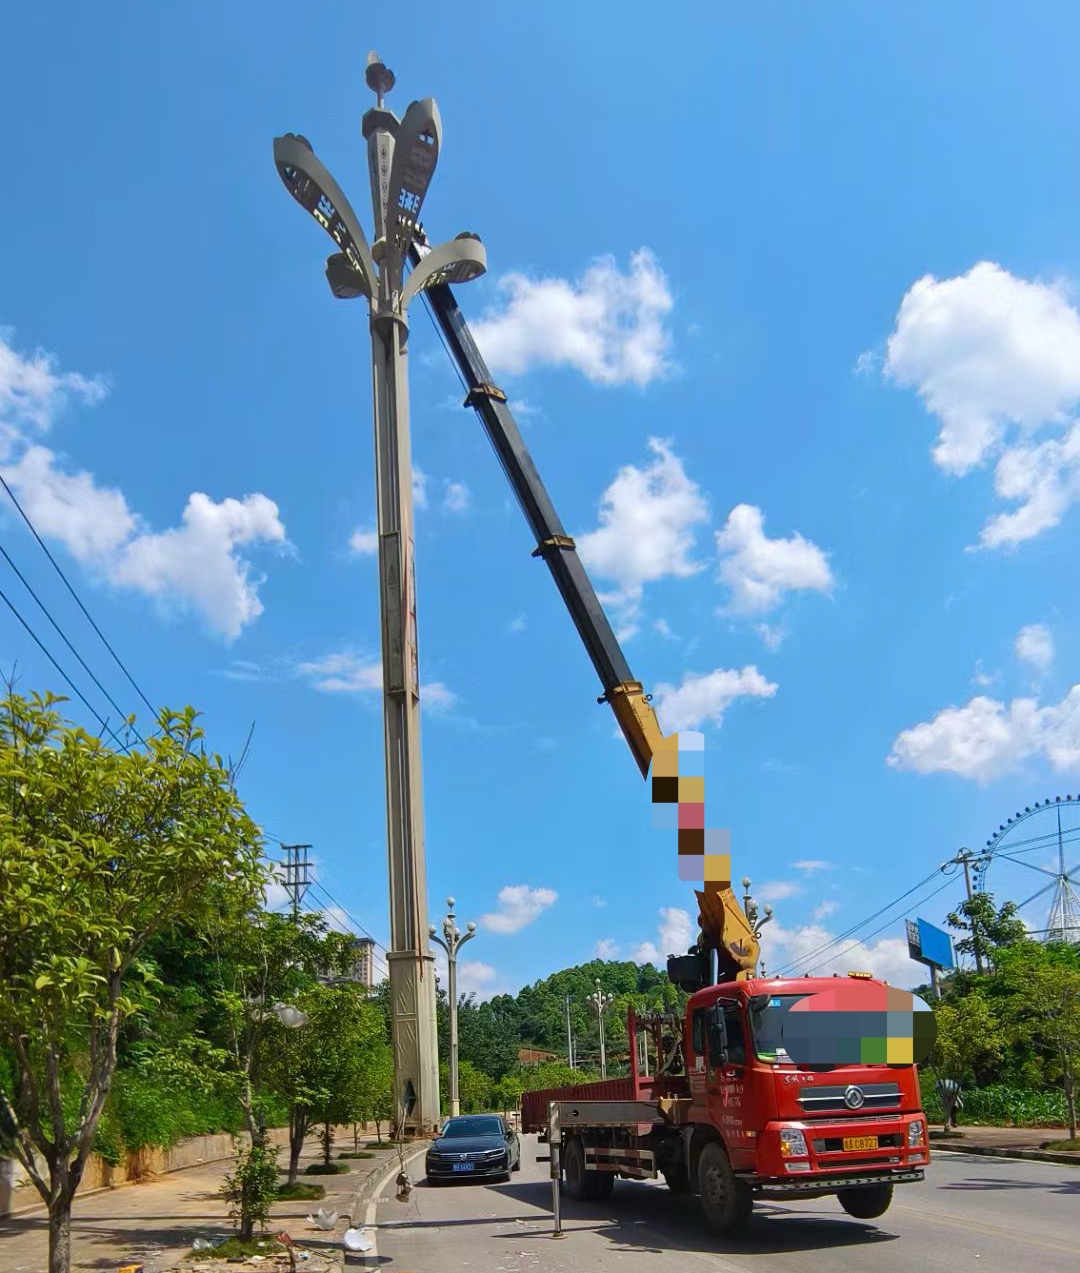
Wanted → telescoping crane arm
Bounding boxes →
[409,241,758,979]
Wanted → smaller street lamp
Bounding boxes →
[586,979,615,1081]
[429,897,477,1117]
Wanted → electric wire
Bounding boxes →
[0,539,147,746]
[0,472,156,715]
[771,865,947,975]
[308,879,391,961]
[0,580,131,752]
[792,875,958,976]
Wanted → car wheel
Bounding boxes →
[837,1183,893,1219]
[697,1142,753,1234]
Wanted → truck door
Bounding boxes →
[706,1001,753,1169]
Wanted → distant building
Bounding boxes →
[348,936,377,989]
[518,1046,559,1067]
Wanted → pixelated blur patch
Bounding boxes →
[780,982,936,1066]
[651,731,731,887]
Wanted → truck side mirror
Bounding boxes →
[707,1004,729,1067]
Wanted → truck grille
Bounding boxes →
[798,1083,901,1113]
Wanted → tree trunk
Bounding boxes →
[374,1119,383,1143]
[1065,1072,1077,1141]
[321,1123,333,1169]
[353,1123,360,1153]
[287,1110,307,1187]
[48,1192,72,1273]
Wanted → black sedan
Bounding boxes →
[425,1114,521,1183]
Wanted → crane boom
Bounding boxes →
[409,241,757,978]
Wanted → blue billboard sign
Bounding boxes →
[915,918,954,970]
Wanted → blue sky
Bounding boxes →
[2,2,1079,996]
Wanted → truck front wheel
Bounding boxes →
[837,1183,894,1219]
[697,1142,753,1234]
[662,1159,692,1193]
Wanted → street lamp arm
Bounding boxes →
[272,133,376,299]
[429,932,450,957]
[456,928,477,952]
[384,98,442,266]
[401,236,486,310]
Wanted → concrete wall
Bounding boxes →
[0,1124,311,1217]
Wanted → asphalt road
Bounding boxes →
[373,1135,1080,1273]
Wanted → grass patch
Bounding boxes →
[1041,1138,1080,1151]
[275,1181,326,1200]
[338,1150,375,1159]
[365,1140,403,1148]
[305,1161,350,1175]
[186,1236,285,1260]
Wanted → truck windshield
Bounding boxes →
[750,994,811,1063]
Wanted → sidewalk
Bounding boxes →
[0,1130,420,1273]
[931,1124,1079,1166]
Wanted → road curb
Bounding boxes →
[344,1142,429,1267]
[932,1141,1080,1167]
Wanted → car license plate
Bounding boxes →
[842,1136,878,1152]
[452,1162,474,1172]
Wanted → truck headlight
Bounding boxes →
[779,1128,808,1158]
[907,1120,924,1147]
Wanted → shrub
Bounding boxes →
[304,1161,349,1175]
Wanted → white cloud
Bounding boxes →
[762,919,918,987]
[433,949,504,1001]
[793,860,833,873]
[297,651,382,694]
[755,622,784,651]
[888,686,1080,782]
[979,423,1080,547]
[592,895,607,908]
[422,681,458,713]
[1015,623,1054,672]
[578,438,708,630]
[0,328,285,638]
[883,262,1080,546]
[756,880,800,902]
[443,480,470,514]
[0,327,107,428]
[480,884,558,934]
[972,659,995,688]
[654,618,674,638]
[715,504,833,616]
[349,526,378,555]
[653,665,777,733]
[812,899,840,921]
[412,468,429,510]
[595,939,620,959]
[110,493,287,639]
[471,249,674,387]
[635,907,695,968]
[508,613,527,634]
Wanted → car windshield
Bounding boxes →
[750,993,811,1063]
[440,1116,503,1138]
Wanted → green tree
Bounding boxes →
[929,991,1003,1129]
[0,693,264,1273]
[946,892,1027,970]
[996,943,1080,1138]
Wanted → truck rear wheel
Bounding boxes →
[697,1142,753,1234]
[837,1183,893,1219]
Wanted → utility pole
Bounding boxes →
[280,844,313,918]
[587,979,614,1081]
[273,53,486,1134]
[565,995,574,1069]
[429,897,476,1118]
[957,848,984,974]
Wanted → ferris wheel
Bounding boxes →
[974,795,1080,943]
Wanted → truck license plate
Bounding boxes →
[842,1136,878,1151]
[453,1162,474,1172]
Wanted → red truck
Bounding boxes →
[522,974,929,1233]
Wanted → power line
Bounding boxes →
[799,875,957,976]
[773,866,947,975]
[0,580,131,752]
[0,472,156,715]
[308,879,391,960]
[0,538,147,746]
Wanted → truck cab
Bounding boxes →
[683,976,929,1221]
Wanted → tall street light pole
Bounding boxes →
[429,897,476,1118]
[272,53,486,1134]
[587,979,614,1081]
